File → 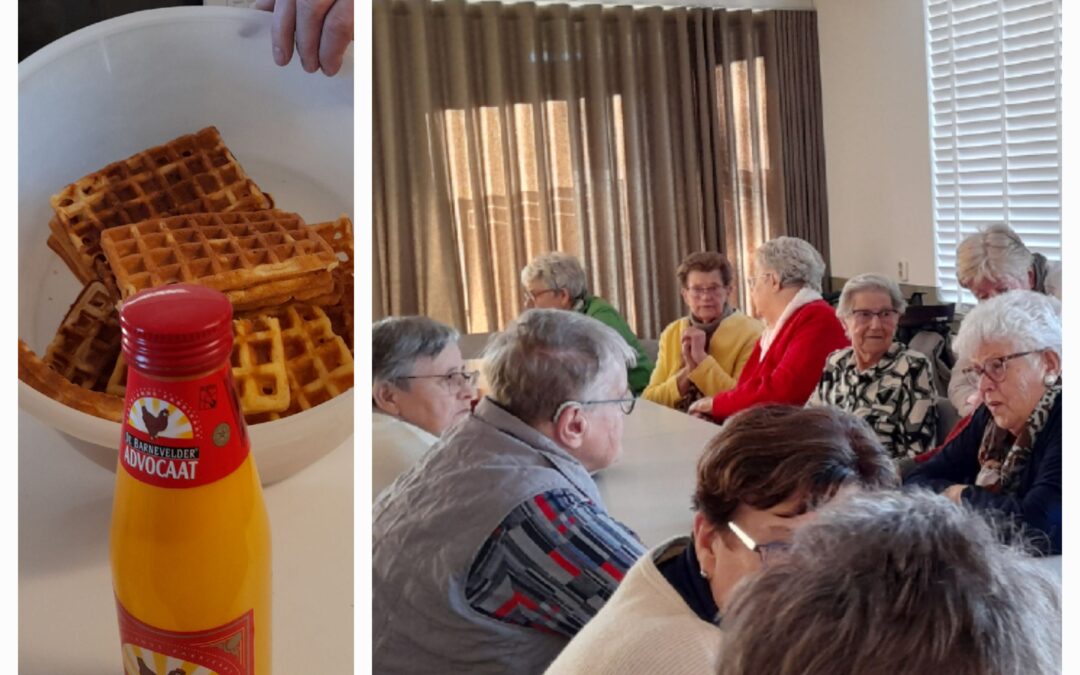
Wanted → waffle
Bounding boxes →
[310,215,353,266]
[19,340,124,423]
[107,316,291,415]
[231,315,290,414]
[99,210,339,311]
[48,217,92,283]
[43,281,121,391]
[310,215,354,350]
[245,304,354,423]
[49,126,273,276]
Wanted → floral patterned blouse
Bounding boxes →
[808,342,938,459]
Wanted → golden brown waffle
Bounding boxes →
[232,315,290,415]
[19,340,124,423]
[245,304,353,423]
[310,215,353,266]
[99,210,339,311]
[106,317,291,416]
[310,215,354,351]
[48,217,93,283]
[43,281,122,391]
[49,126,274,275]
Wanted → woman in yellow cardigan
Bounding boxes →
[642,252,762,410]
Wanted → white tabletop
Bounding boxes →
[594,400,1064,581]
[596,399,720,547]
[18,410,353,673]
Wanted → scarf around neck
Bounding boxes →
[975,380,1060,494]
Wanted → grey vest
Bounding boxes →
[373,398,608,674]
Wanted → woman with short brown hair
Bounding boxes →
[545,405,898,675]
[641,251,762,410]
[716,490,1061,675]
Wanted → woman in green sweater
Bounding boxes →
[521,252,654,394]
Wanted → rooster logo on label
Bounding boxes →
[128,397,194,441]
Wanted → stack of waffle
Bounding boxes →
[19,127,355,423]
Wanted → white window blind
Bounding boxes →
[925,0,1061,304]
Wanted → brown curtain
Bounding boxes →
[769,10,832,293]
[373,0,829,336]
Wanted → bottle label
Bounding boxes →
[116,599,255,674]
[121,363,249,488]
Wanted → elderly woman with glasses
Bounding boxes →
[372,316,478,497]
[716,490,1061,675]
[950,224,1062,415]
[546,405,897,675]
[688,237,848,421]
[521,252,654,394]
[374,309,645,673]
[808,274,938,465]
[906,291,1061,555]
[641,252,762,411]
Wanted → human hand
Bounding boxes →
[681,335,697,371]
[942,484,967,504]
[683,326,708,366]
[255,0,354,76]
[687,397,714,420]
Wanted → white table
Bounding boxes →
[596,399,720,547]
[595,400,1065,585]
[18,410,353,673]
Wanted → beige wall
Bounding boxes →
[814,0,937,287]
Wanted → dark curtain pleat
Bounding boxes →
[773,11,831,292]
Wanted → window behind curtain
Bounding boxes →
[925,0,1062,304]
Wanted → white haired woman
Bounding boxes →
[906,291,1061,555]
[641,252,762,411]
[950,224,1061,415]
[374,310,646,673]
[372,316,477,497]
[688,236,847,421]
[716,490,1061,675]
[521,252,654,394]
[808,273,938,464]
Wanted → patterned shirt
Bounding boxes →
[465,489,645,638]
[808,342,938,459]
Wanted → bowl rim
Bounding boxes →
[20,6,263,82]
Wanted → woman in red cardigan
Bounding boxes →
[689,237,848,422]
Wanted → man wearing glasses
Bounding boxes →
[374,310,645,673]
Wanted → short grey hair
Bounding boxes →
[956,224,1034,290]
[953,290,1061,361]
[482,309,636,424]
[372,316,459,386]
[754,236,826,292]
[836,273,907,318]
[520,252,589,302]
[717,490,1062,675]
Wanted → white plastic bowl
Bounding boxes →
[18,7,354,485]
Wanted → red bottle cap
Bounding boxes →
[120,284,233,379]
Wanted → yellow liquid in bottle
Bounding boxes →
[110,452,272,674]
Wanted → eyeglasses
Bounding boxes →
[745,273,772,290]
[849,308,900,325]
[961,351,1039,384]
[685,284,726,298]
[727,521,790,567]
[551,397,636,422]
[397,370,480,391]
[523,288,559,304]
